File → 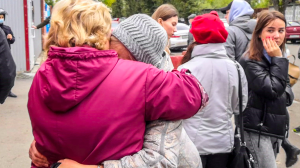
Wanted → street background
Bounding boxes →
[0,43,299,168]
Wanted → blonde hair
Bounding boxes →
[152,4,178,21]
[44,0,111,52]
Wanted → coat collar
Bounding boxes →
[192,43,228,59]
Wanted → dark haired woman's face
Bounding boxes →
[259,19,286,46]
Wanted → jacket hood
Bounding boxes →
[229,0,254,24]
[40,46,118,113]
[229,0,256,38]
[191,43,227,59]
[230,16,257,40]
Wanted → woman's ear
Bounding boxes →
[157,18,163,26]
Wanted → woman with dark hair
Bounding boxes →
[239,10,294,168]
[178,11,248,168]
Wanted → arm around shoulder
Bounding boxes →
[145,67,207,121]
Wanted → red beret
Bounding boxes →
[190,11,228,44]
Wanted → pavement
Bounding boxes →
[0,46,300,168]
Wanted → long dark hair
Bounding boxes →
[181,42,199,65]
[248,10,286,61]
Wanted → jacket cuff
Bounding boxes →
[271,56,289,64]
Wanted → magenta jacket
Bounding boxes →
[28,46,202,167]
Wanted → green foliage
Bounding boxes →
[251,0,271,8]
[45,0,116,7]
[99,0,116,7]
[45,0,60,6]
[111,0,234,19]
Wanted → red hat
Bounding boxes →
[190,11,228,44]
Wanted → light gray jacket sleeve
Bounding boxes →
[232,63,248,115]
[103,121,181,168]
[103,121,202,168]
[224,28,236,61]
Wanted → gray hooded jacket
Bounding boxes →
[178,43,248,155]
[225,0,256,61]
[103,120,203,168]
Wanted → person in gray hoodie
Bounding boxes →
[224,0,256,61]
[178,11,248,168]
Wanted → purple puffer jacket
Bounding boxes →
[28,46,203,167]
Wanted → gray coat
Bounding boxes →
[224,16,256,61]
[178,43,248,155]
[103,120,202,168]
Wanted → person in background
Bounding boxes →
[0,27,16,104]
[152,4,179,71]
[188,13,196,45]
[32,16,50,29]
[178,11,248,168]
[222,0,256,61]
[0,8,17,98]
[239,10,293,168]
[220,1,232,24]
[27,0,205,167]
[257,9,300,168]
[29,14,206,168]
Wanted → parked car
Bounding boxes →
[286,21,300,43]
[170,23,189,50]
[111,21,119,32]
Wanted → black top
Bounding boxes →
[0,27,16,104]
[239,54,293,139]
[0,24,15,48]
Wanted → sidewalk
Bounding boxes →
[17,51,45,79]
[277,101,300,168]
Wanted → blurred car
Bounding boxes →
[170,23,190,50]
[286,21,300,43]
[286,45,291,57]
[119,17,126,22]
[111,21,119,32]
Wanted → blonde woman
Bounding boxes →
[28,0,205,168]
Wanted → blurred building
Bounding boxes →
[0,0,47,72]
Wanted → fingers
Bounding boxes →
[263,37,275,51]
[7,34,12,40]
[269,37,275,48]
[263,36,282,57]
[263,38,269,51]
[29,140,49,167]
[58,159,64,163]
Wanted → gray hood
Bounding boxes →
[230,16,257,40]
